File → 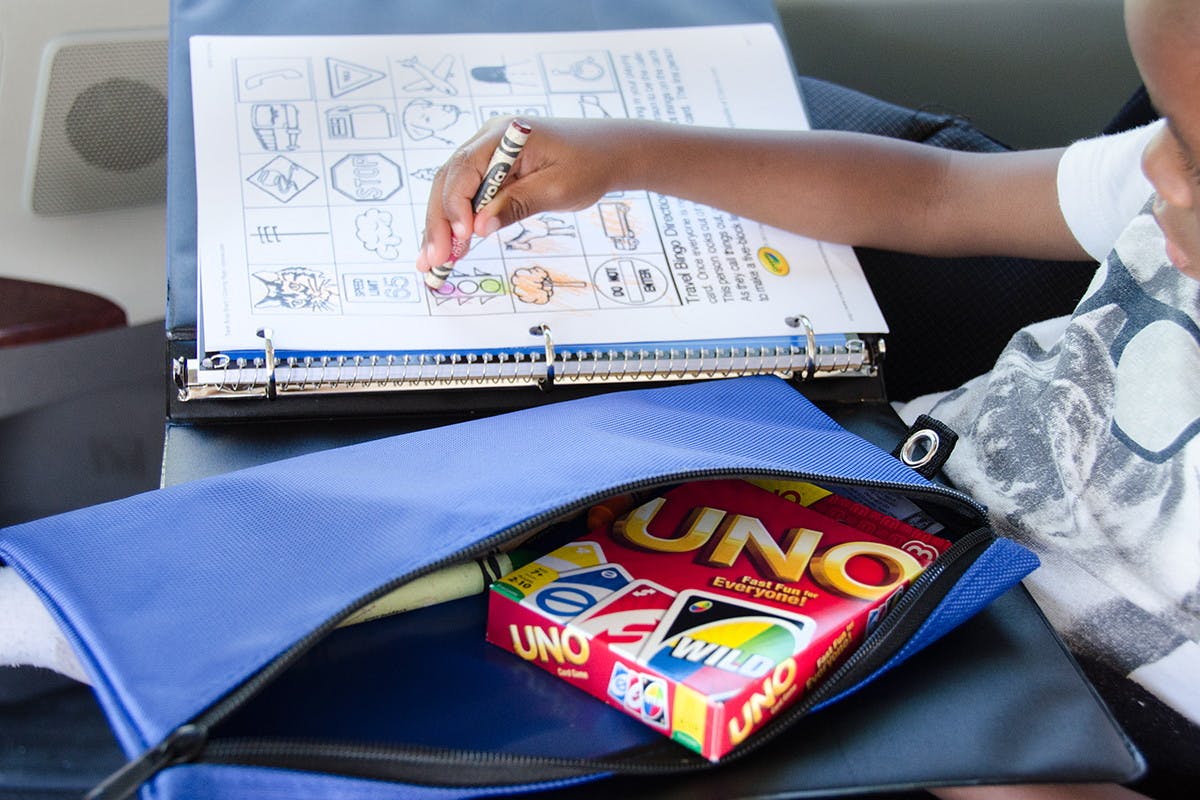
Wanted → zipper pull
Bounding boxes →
[86,724,207,800]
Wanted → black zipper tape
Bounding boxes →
[86,726,207,800]
[203,738,698,788]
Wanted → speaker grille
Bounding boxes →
[31,37,168,216]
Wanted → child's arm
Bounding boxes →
[416,118,1090,272]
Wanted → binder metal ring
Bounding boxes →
[172,357,189,400]
[786,314,818,381]
[531,324,555,390]
[256,328,277,399]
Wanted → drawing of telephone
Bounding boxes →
[244,68,303,90]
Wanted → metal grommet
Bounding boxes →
[900,428,941,469]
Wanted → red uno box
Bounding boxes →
[486,478,949,761]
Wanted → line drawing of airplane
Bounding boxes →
[398,55,457,95]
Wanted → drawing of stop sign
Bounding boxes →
[331,152,402,201]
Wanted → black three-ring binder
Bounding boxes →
[166,0,887,421]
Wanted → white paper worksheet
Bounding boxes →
[189,24,887,361]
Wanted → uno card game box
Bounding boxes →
[486,478,951,760]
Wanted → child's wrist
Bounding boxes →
[609,120,660,192]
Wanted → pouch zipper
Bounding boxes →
[88,468,988,800]
[721,525,995,759]
[194,526,997,785]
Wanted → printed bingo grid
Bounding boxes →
[228,46,678,322]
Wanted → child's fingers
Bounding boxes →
[419,143,485,268]
[474,178,547,235]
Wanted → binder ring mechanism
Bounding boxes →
[784,314,818,381]
[257,327,278,399]
[530,323,555,391]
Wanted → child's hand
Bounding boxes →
[416,117,634,273]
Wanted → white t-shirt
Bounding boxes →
[1056,120,1161,260]
[902,119,1200,727]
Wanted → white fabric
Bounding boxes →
[0,566,86,682]
[1056,120,1161,261]
[902,122,1162,416]
[912,205,1200,726]
[1129,641,1200,727]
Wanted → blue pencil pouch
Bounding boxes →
[0,376,1038,800]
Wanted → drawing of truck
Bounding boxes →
[326,104,396,139]
[598,201,638,250]
[250,103,301,151]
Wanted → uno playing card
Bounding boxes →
[534,540,607,573]
[493,540,607,601]
[521,562,632,622]
[606,661,637,704]
[640,589,815,700]
[571,579,676,659]
[638,675,670,729]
